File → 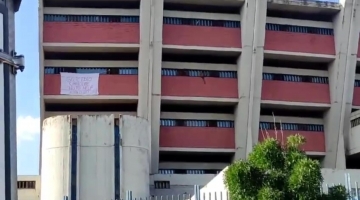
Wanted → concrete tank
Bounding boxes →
[40,115,151,200]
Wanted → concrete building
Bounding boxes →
[38,0,360,196]
[17,175,40,200]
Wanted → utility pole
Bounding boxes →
[0,0,23,200]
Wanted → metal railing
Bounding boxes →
[125,173,360,200]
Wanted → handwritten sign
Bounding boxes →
[60,72,99,95]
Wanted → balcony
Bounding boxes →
[159,119,235,149]
[264,24,335,55]
[43,14,140,44]
[44,67,138,96]
[161,69,238,99]
[261,73,330,104]
[163,17,241,49]
[259,122,325,153]
[353,80,360,106]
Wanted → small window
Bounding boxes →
[154,181,170,189]
[17,181,36,189]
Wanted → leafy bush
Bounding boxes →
[224,134,348,200]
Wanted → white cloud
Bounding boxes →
[17,116,40,143]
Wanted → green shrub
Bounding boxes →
[224,134,348,200]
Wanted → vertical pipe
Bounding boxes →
[114,119,120,200]
[0,3,11,200]
[70,119,78,200]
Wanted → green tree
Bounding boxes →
[224,134,348,200]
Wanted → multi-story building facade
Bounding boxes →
[39,0,360,195]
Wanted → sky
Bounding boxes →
[15,0,40,175]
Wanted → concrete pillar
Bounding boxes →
[138,0,164,174]
[323,0,360,168]
[234,0,267,160]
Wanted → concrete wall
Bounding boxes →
[41,115,151,200]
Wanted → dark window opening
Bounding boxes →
[44,52,139,61]
[263,59,329,71]
[114,120,120,200]
[45,103,137,112]
[71,119,77,200]
[163,17,240,28]
[44,14,139,23]
[259,122,324,132]
[260,108,324,118]
[351,117,360,128]
[267,10,335,22]
[263,73,328,84]
[159,151,233,163]
[162,68,236,78]
[17,181,36,189]
[164,3,240,14]
[162,53,238,64]
[161,104,235,114]
[160,119,234,128]
[154,181,170,189]
[44,67,138,75]
[354,80,360,87]
[266,23,333,35]
[44,0,140,9]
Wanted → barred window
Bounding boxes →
[162,69,237,78]
[44,67,138,75]
[266,23,333,35]
[160,119,234,128]
[263,73,328,84]
[163,17,240,28]
[259,122,324,132]
[351,117,360,127]
[17,181,36,189]
[355,80,360,87]
[154,181,170,189]
[44,14,139,23]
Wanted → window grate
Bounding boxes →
[259,122,324,132]
[163,17,240,28]
[266,23,333,35]
[44,67,138,75]
[355,80,360,87]
[154,181,171,189]
[162,69,237,78]
[17,181,36,189]
[263,73,328,84]
[160,119,234,128]
[44,14,139,23]
[351,117,360,128]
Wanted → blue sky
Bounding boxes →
[15,0,40,175]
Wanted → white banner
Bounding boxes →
[60,72,99,95]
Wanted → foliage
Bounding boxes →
[224,134,348,200]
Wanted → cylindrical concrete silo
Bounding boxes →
[41,114,151,200]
